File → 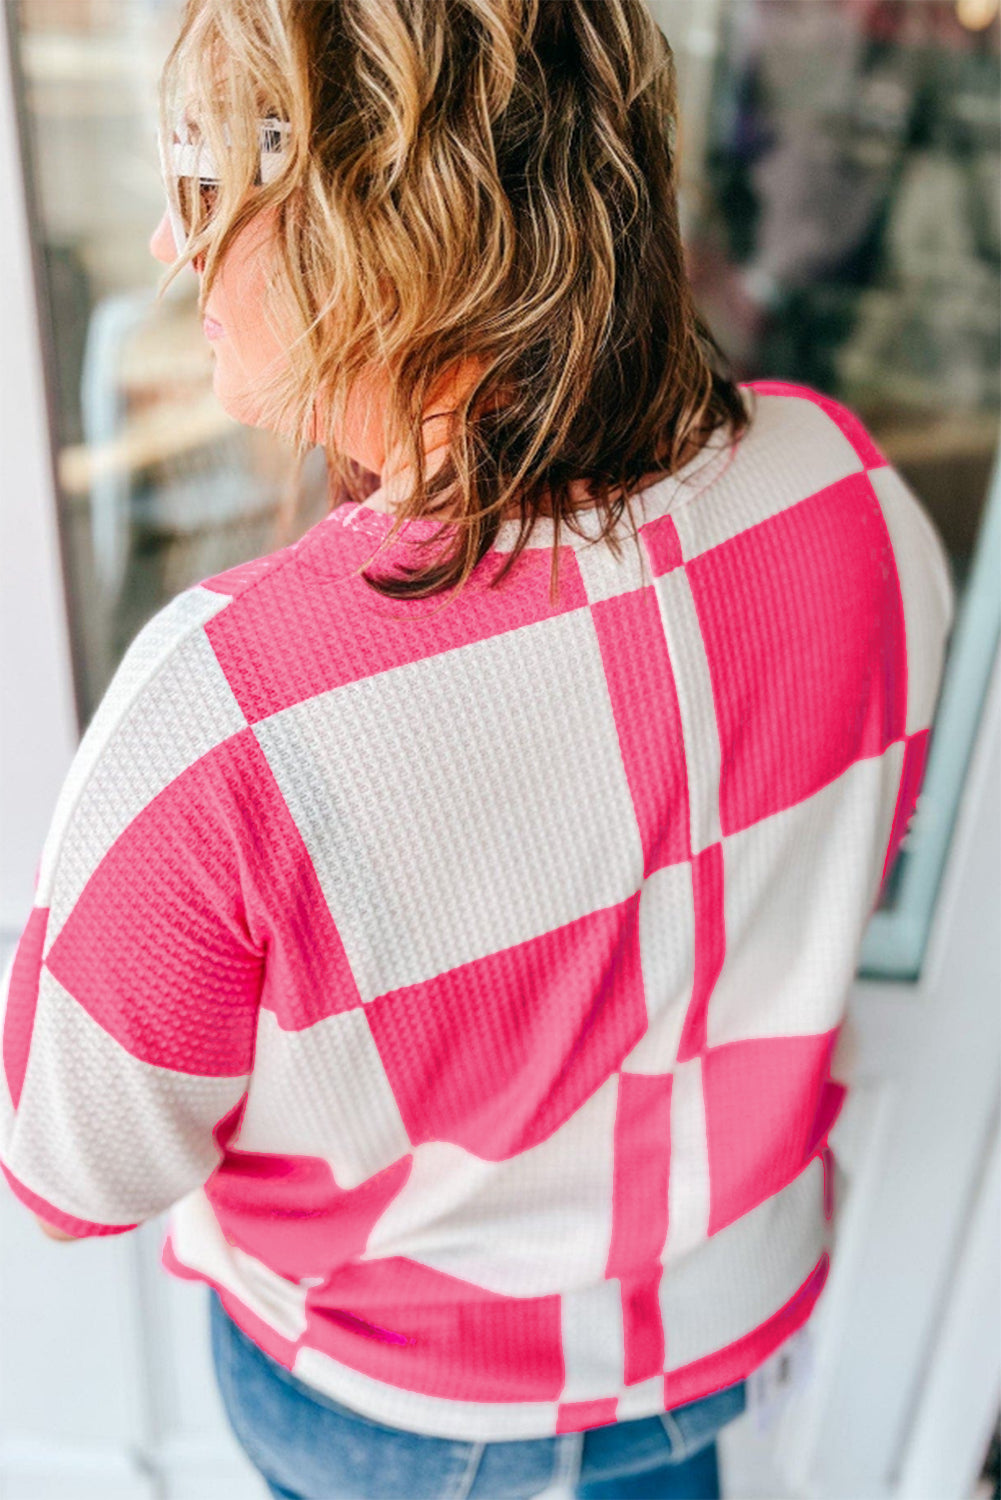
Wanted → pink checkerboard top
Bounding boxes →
[0,381,954,1440]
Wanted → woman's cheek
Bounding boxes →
[207,207,292,430]
[209,344,262,426]
[209,328,291,431]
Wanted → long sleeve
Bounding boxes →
[0,588,265,1238]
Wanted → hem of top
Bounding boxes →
[163,1237,830,1444]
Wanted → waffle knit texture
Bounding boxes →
[0,380,954,1440]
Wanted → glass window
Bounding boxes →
[12,0,337,726]
[657,0,1000,976]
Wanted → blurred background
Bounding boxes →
[0,2,998,1498]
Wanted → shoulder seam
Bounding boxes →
[754,381,887,468]
[198,534,305,612]
[42,540,306,895]
[35,587,223,907]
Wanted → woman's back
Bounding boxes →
[0,378,954,1442]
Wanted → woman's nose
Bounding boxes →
[149,210,206,275]
[149,209,178,265]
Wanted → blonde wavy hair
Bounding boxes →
[156,0,753,605]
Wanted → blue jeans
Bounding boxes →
[208,1288,747,1498]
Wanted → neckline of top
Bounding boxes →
[326,385,749,553]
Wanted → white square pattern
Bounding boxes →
[253,608,645,1000]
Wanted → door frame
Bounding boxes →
[766,645,1001,1500]
[0,2,78,944]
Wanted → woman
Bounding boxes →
[0,1,954,1497]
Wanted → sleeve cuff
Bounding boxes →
[0,1159,139,1238]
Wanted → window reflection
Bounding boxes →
[684,0,998,591]
[14,0,335,726]
[668,0,999,947]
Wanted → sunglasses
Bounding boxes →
[157,113,291,250]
